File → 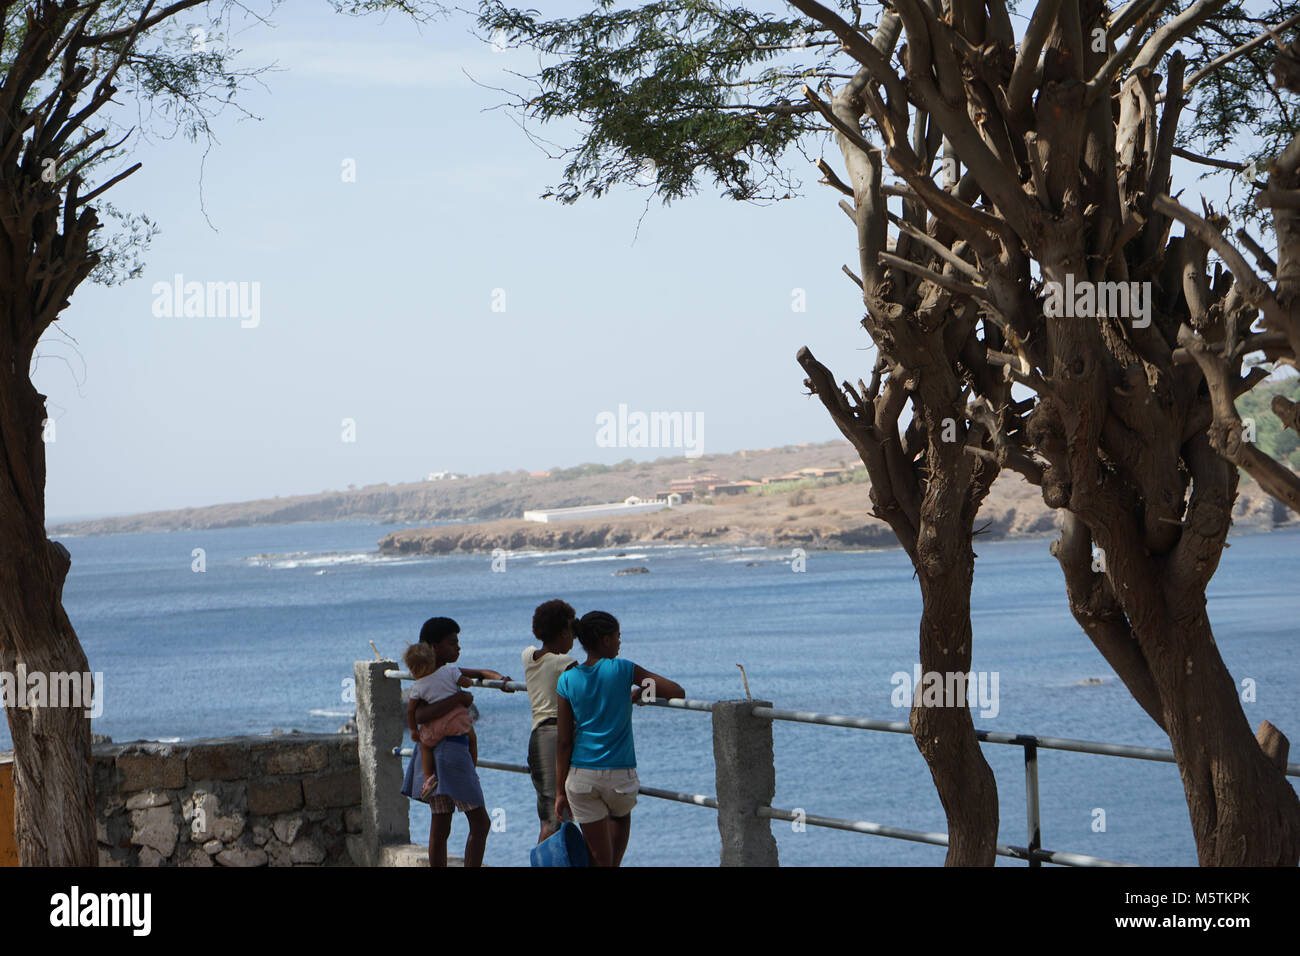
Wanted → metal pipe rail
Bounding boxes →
[389,671,1300,776]
[385,672,718,713]
[381,670,1209,865]
[748,705,1300,776]
[753,806,1132,867]
[393,747,1129,866]
[393,749,720,809]
[475,757,721,809]
[453,676,1299,777]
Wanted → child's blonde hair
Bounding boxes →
[403,642,439,679]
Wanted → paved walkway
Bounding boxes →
[379,844,465,866]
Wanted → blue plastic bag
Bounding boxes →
[401,743,419,800]
[530,821,590,867]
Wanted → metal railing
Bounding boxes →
[378,669,1300,866]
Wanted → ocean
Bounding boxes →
[7,520,1299,866]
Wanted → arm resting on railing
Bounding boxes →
[632,665,684,702]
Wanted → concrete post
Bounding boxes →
[712,699,779,866]
[354,659,408,865]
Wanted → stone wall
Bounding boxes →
[94,733,362,867]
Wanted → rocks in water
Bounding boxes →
[613,566,650,576]
[337,715,358,734]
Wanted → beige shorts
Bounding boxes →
[565,767,639,824]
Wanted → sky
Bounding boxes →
[32,0,1262,522]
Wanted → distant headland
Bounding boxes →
[48,439,1293,551]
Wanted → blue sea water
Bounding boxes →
[7,520,1298,867]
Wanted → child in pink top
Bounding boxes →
[404,643,475,799]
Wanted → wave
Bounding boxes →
[536,552,651,566]
[246,550,424,570]
[698,546,773,562]
[248,542,784,571]
[309,708,354,718]
[507,546,600,561]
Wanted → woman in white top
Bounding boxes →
[523,599,578,843]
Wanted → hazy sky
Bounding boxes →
[34,1,1251,521]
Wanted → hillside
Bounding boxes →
[377,471,1059,554]
[50,437,1294,549]
[48,441,863,535]
[378,470,1292,555]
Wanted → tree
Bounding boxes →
[481,0,1300,864]
[480,0,1007,863]
[1,0,262,867]
[1160,31,1300,513]
[1,0,436,866]
[786,0,1300,863]
[793,10,1009,864]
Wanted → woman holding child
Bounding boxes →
[400,606,681,867]
[405,616,511,867]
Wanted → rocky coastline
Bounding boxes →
[377,474,1294,556]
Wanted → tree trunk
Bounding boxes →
[0,367,97,866]
[1151,603,1300,865]
[1041,383,1300,864]
[912,544,999,866]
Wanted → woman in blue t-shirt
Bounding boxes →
[554,610,684,866]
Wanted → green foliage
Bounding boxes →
[1176,0,1300,229]
[89,204,159,285]
[4,3,270,286]
[1235,375,1300,469]
[328,0,443,18]
[477,0,841,202]
[5,1,441,288]
[477,0,1300,228]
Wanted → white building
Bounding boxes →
[523,498,673,523]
